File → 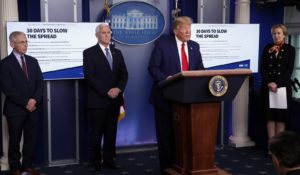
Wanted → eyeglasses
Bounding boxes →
[14,40,28,45]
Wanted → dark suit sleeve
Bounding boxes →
[115,50,128,92]
[276,46,295,87]
[31,59,44,104]
[148,39,169,82]
[0,61,28,107]
[191,42,204,70]
[260,44,272,84]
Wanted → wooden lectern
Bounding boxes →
[159,69,252,175]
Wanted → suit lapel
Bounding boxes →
[187,41,194,70]
[110,48,117,71]
[25,55,36,81]
[95,44,113,71]
[10,53,28,80]
[170,37,181,71]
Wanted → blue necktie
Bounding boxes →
[105,48,113,70]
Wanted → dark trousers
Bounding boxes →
[154,108,176,171]
[88,105,119,165]
[6,112,38,171]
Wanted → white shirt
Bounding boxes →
[13,52,25,68]
[99,43,112,58]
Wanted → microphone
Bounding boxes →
[294,78,300,88]
[291,79,298,92]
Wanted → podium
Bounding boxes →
[159,69,252,175]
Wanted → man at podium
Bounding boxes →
[148,16,204,173]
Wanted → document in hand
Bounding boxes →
[269,87,287,109]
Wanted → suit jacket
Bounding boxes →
[0,53,44,116]
[83,44,128,108]
[260,43,295,108]
[260,43,295,88]
[148,35,204,111]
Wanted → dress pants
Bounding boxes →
[6,112,38,171]
[88,104,119,165]
[154,108,176,171]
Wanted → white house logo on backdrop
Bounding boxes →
[111,10,158,30]
[110,1,165,45]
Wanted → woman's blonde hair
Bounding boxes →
[271,24,288,36]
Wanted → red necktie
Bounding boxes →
[21,56,28,79]
[181,42,189,71]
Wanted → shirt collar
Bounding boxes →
[99,43,110,51]
[175,36,188,48]
[12,51,23,60]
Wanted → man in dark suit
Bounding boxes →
[148,16,204,173]
[0,31,44,175]
[83,23,128,172]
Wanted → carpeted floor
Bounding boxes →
[1,146,277,175]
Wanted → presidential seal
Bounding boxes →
[208,75,228,97]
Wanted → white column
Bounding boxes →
[229,77,255,147]
[229,0,255,147]
[0,0,19,171]
[234,0,250,23]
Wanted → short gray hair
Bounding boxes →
[9,31,26,42]
[95,23,110,33]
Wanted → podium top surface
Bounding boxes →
[159,69,252,103]
[160,69,252,87]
